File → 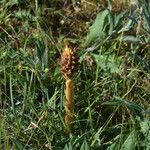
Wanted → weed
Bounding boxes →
[0,0,149,149]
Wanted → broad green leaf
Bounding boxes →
[102,99,124,106]
[114,12,125,27]
[124,100,143,117]
[107,135,120,150]
[86,10,109,46]
[63,143,73,150]
[121,131,136,150]
[92,54,123,75]
[80,138,90,150]
[14,10,35,21]
[122,36,140,43]
[102,97,143,117]
[140,119,150,148]
[140,119,150,135]
[108,132,136,150]
[13,140,24,150]
[108,141,118,150]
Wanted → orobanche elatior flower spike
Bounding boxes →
[60,45,77,131]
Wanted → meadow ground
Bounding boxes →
[0,0,150,149]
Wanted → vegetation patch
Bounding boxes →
[0,0,150,149]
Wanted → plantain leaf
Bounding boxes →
[121,131,136,150]
[102,97,144,118]
[108,132,136,150]
[86,10,109,46]
[122,36,140,43]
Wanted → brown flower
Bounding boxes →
[61,46,77,79]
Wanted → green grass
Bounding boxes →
[0,0,150,149]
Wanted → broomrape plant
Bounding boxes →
[60,45,78,131]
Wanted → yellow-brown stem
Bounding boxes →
[60,45,77,131]
[64,79,74,127]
